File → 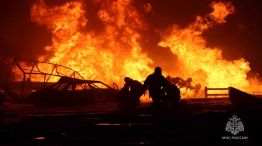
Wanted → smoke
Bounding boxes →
[0,0,51,60]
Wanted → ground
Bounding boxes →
[0,98,261,146]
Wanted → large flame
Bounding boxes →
[159,1,261,97]
[14,0,261,99]
[31,0,152,85]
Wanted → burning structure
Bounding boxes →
[1,0,262,99]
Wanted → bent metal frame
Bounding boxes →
[9,58,84,96]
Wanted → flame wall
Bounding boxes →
[8,0,262,98]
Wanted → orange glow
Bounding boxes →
[210,1,235,23]
[13,0,262,99]
[159,1,261,97]
[30,0,152,85]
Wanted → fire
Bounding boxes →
[12,0,261,99]
[210,1,235,23]
[30,0,152,85]
[159,1,260,97]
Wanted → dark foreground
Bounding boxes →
[0,98,262,146]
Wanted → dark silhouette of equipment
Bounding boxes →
[229,87,262,110]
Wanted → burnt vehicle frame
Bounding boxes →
[30,76,119,106]
[1,58,119,106]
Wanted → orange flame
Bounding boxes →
[159,1,262,97]
[30,0,152,86]
[19,0,262,99]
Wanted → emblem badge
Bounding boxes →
[225,115,244,135]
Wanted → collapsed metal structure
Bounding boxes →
[8,58,84,96]
[11,58,84,81]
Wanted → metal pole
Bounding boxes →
[205,87,208,99]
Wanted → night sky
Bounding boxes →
[1,0,262,78]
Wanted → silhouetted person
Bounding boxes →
[142,67,169,109]
[162,82,181,109]
[123,77,143,97]
[119,77,143,109]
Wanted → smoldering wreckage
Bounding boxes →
[1,58,183,107]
